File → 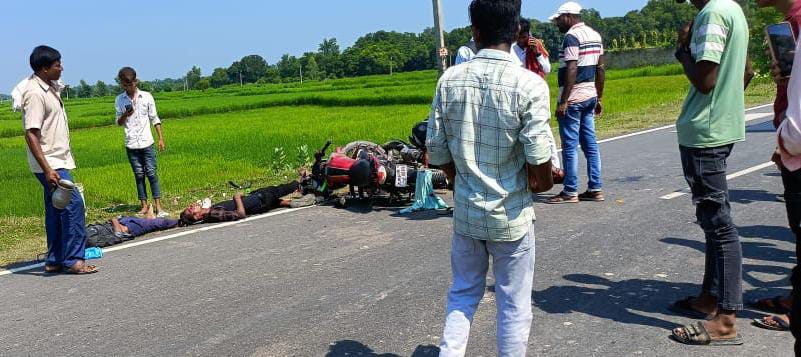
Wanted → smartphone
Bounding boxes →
[125,103,133,112]
[767,22,796,78]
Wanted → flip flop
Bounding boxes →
[752,315,790,331]
[43,265,62,274]
[669,296,714,320]
[748,296,791,315]
[671,321,744,346]
[63,262,98,275]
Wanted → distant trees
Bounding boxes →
[186,66,201,89]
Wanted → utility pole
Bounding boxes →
[390,56,393,76]
[299,63,303,84]
[184,77,188,91]
[239,71,243,86]
[432,0,447,74]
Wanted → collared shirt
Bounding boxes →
[427,49,553,242]
[778,0,801,170]
[21,74,76,173]
[115,90,161,149]
[204,206,242,223]
[511,42,552,74]
[676,0,748,148]
[558,22,604,104]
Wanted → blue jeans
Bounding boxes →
[680,144,742,310]
[557,97,602,195]
[439,226,535,357]
[34,169,86,268]
[126,145,161,201]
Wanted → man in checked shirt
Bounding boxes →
[426,0,554,355]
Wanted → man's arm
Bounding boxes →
[676,52,719,95]
[526,161,554,193]
[149,96,165,151]
[594,55,606,117]
[425,81,453,170]
[557,61,577,117]
[233,192,246,219]
[23,92,59,187]
[519,78,555,193]
[744,56,755,90]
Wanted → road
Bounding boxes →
[0,104,795,356]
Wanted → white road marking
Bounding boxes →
[658,161,775,200]
[0,104,776,277]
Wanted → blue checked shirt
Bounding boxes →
[426,49,553,241]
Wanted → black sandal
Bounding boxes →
[671,321,743,346]
[748,296,791,315]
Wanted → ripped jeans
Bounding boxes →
[679,144,742,310]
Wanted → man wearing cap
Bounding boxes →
[669,0,753,346]
[546,1,606,204]
[22,46,96,275]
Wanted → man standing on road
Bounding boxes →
[546,1,606,204]
[427,0,554,355]
[669,0,753,346]
[22,45,97,275]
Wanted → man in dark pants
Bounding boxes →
[179,181,314,224]
[669,0,753,346]
[22,46,97,275]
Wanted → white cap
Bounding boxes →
[549,1,583,21]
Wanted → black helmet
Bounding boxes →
[409,121,428,150]
[348,159,372,187]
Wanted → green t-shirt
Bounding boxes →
[677,0,749,148]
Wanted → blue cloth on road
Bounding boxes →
[400,170,448,214]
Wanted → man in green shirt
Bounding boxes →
[670,0,754,346]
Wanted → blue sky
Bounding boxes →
[0,0,647,92]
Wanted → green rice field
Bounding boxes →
[0,65,776,266]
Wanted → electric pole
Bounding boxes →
[432,0,447,74]
[239,71,243,86]
[300,64,303,84]
[390,56,394,75]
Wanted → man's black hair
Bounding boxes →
[519,17,531,34]
[469,0,521,46]
[118,67,137,82]
[29,45,61,72]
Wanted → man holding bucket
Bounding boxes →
[22,45,97,275]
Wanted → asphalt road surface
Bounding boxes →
[0,104,795,356]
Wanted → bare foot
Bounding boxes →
[687,294,718,316]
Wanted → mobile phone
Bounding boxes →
[125,104,133,112]
[766,22,796,78]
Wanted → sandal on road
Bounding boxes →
[749,296,791,315]
[578,190,605,202]
[43,265,62,274]
[671,321,743,346]
[753,315,790,332]
[64,261,98,275]
[669,296,714,320]
[545,193,579,204]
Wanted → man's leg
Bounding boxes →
[439,233,489,357]
[57,170,87,269]
[578,97,602,192]
[488,226,535,357]
[557,105,581,195]
[252,182,301,211]
[126,148,148,211]
[143,145,162,211]
[34,173,63,267]
[781,167,801,350]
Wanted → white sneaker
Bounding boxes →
[156,211,170,218]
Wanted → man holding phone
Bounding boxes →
[115,67,167,217]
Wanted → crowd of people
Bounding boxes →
[14,0,801,354]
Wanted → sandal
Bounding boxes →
[64,261,98,275]
[545,192,579,204]
[753,315,790,331]
[748,296,791,315]
[671,321,743,346]
[578,190,605,202]
[43,264,62,274]
[669,296,714,320]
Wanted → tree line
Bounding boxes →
[62,0,780,98]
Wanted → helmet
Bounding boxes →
[348,159,372,187]
[409,121,428,150]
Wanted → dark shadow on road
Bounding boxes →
[729,189,781,205]
[610,175,645,183]
[738,224,795,243]
[533,274,689,330]
[660,237,794,264]
[325,340,439,357]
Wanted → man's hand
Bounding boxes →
[771,55,791,87]
[527,37,540,56]
[234,192,244,200]
[556,102,569,119]
[158,138,166,151]
[773,148,785,170]
[677,21,693,51]
[594,100,603,117]
[44,169,60,188]
[527,161,554,193]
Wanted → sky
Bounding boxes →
[0,0,647,92]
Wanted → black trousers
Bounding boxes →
[781,167,801,354]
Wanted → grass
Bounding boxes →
[0,67,776,267]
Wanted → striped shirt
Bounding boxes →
[426,49,553,242]
[558,22,603,104]
[676,0,748,148]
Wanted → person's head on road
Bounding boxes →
[118,67,139,96]
[550,2,582,34]
[180,203,208,226]
[469,0,521,51]
[516,17,531,48]
[30,45,62,82]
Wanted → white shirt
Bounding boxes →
[115,90,161,149]
[511,42,552,74]
[779,34,801,170]
[21,75,76,173]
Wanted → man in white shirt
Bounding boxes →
[23,45,97,275]
[115,67,168,216]
[511,18,552,76]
